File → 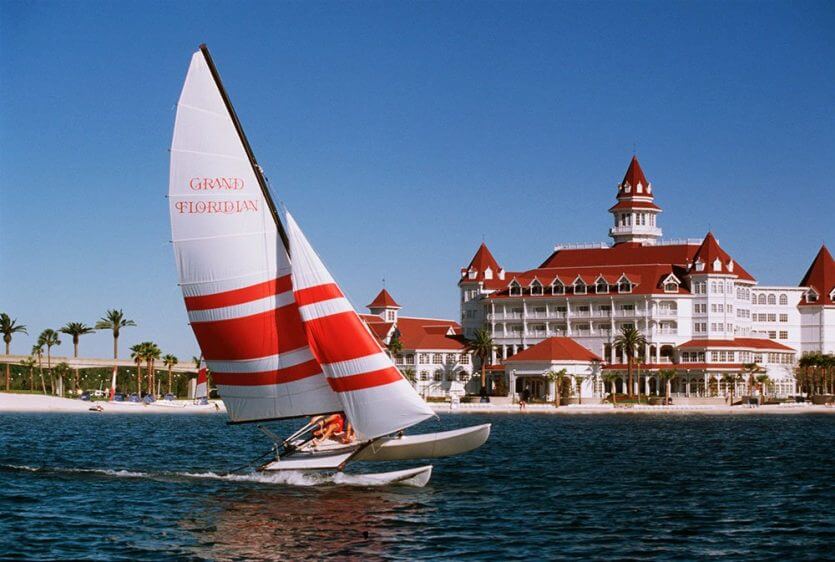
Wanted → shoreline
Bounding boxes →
[2,393,833,416]
[0,393,226,415]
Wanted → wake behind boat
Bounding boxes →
[167,45,489,484]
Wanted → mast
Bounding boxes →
[197,44,290,252]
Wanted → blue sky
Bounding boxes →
[1,1,833,359]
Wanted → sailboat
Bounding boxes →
[168,45,489,485]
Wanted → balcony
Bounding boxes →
[609,225,662,237]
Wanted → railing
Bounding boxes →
[655,309,678,317]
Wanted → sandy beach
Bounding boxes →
[3,392,832,416]
[0,393,227,415]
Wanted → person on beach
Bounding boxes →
[519,386,529,411]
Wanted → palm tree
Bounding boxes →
[613,326,647,398]
[95,309,136,360]
[546,368,568,407]
[130,343,145,396]
[742,362,762,398]
[59,322,95,394]
[755,373,771,405]
[466,328,495,396]
[19,356,36,392]
[54,362,71,396]
[31,343,46,394]
[658,369,677,405]
[574,374,585,405]
[798,354,814,398]
[401,367,417,388]
[602,372,620,405]
[38,329,61,396]
[142,342,161,396]
[721,373,740,406]
[1,313,28,391]
[163,354,178,395]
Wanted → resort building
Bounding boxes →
[360,289,473,398]
[459,156,834,402]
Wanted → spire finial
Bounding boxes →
[382,277,386,288]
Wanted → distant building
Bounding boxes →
[361,289,474,398]
[459,156,834,401]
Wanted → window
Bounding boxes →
[767,294,776,305]
[806,291,819,303]
[552,282,565,295]
[779,314,788,322]
[420,371,429,381]
[758,294,766,305]
[768,331,777,339]
[509,281,522,296]
[386,310,395,321]
[433,369,443,382]
[596,281,609,294]
[530,280,543,296]
[574,281,587,295]
[664,282,678,293]
[461,354,469,365]
[405,354,414,365]
[618,278,633,293]
[447,353,458,363]
[779,294,788,305]
[779,331,788,340]
[767,314,776,322]
[711,351,720,362]
[432,353,443,364]
[419,353,429,364]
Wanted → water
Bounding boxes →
[1,413,833,561]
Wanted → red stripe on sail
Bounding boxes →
[303,311,382,363]
[327,366,403,392]
[294,283,343,307]
[185,275,293,311]
[212,359,323,386]
[192,307,309,360]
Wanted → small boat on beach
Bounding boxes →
[167,45,489,484]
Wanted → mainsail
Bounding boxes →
[285,212,435,440]
[168,47,341,422]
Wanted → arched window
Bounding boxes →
[758,294,766,305]
[767,294,776,305]
[779,294,788,305]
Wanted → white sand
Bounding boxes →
[430,402,835,415]
[0,393,226,415]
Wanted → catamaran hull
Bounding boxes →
[260,424,490,472]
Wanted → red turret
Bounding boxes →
[799,245,834,306]
[609,156,662,245]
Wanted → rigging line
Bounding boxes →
[224,447,276,474]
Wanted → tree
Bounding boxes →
[53,362,71,396]
[32,343,46,394]
[613,326,647,399]
[401,367,416,387]
[659,369,677,405]
[466,329,495,396]
[721,373,741,406]
[163,354,178,395]
[574,374,586,405]
[742,363,762,398]
[602,372,621,405]
[755,373,771,405]
[19,356,36,392]
[38,329,61,396]
[546,368,568,407]
[60,322,95,394]
[387,334,403,357]
[1,313,28,391]
[95,309,136,360]
[142,342,161,396]
[130,343,145,396]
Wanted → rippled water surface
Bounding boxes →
[1,412,833,560]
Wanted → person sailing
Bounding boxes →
[311,413,345,445]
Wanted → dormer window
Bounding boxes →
[551,281,565,295]
[727,260,734,272]
[509,280,522,296]
[636,182,643,194]
[806,289,819,303]
[595,277,609,294]
[484,267,493,280]
[530,280,543,296]
[573,279,587,295]
[662,273,680,294]
[617,275,633,294]
[498,269,506,281]
[695,259,705,272]
[712,258,722,272]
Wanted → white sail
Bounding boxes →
[168,49,341,422]
[285,211,434,440]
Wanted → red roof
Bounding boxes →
[798,245,834,306]
[678,338,795,351]
[603,363,748,371]
[503,337,602,362]
[687,232,754,280]
[461,243,502,281]
[395,317,467,351]
[608,199,661,212]
[617,156,652,200]
[367,288,400,309]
